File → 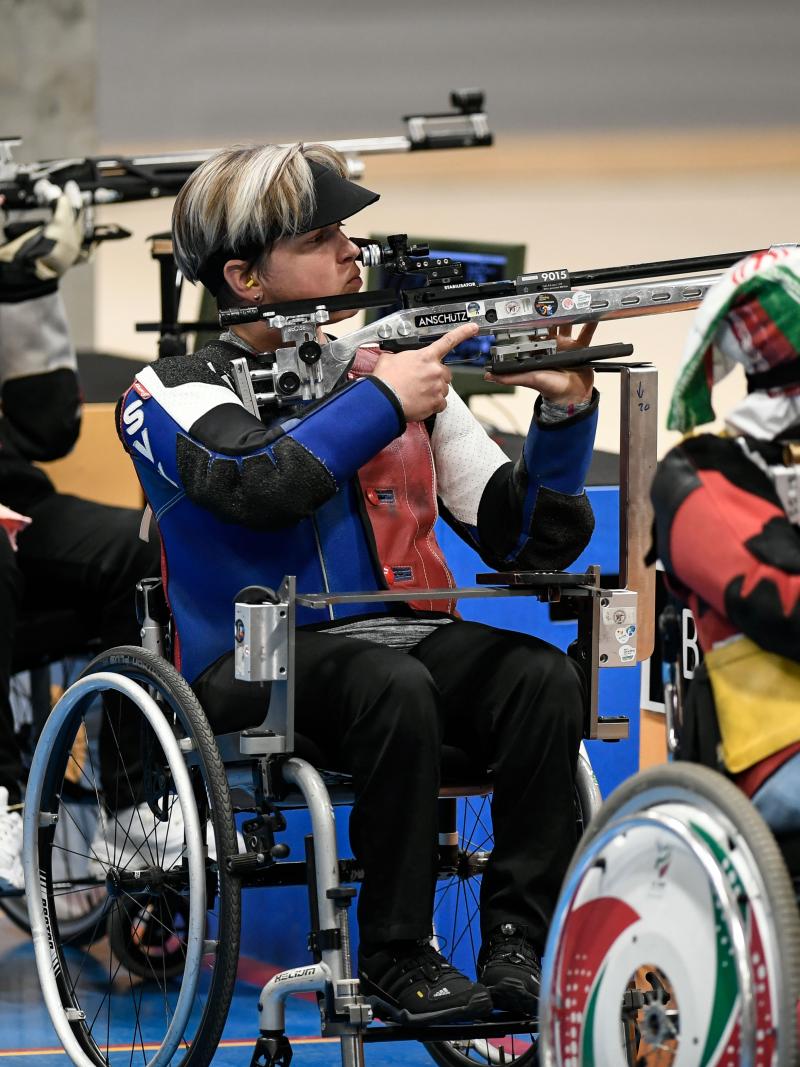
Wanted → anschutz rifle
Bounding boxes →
[0,88,490,241]
[217,238,796,415]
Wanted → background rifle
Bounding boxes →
[0,89,490,214]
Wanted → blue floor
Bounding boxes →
[0,914,455,1065]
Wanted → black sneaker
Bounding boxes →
[477,923,541,1016]
[359,939,493,1025]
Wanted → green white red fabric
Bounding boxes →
[668,246,800,437]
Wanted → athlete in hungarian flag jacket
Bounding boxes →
[118,340,599,684]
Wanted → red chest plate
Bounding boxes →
[349,348,457,615]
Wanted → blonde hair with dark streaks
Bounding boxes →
[171,142,348,282]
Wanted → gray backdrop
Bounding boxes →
[95,0,800,145]
[3,0,799,344]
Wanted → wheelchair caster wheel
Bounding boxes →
[250,1032,293,1067]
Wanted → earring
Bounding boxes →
[245,277,256,289]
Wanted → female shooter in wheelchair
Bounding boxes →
[651,245,800,834]
[115,142,601,1028]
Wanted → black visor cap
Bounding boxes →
[197,160,380,296]
[301,160,379,233]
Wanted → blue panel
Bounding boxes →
[436,484,639,798]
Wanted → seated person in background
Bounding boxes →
[0,183,160,890]
[118,143,599,1024]
[652,246,800,835]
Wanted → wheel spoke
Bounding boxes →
[125,964,148,1067]
[103,712,159,869]
[119,888,189,947]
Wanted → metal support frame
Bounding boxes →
[239,576,296,756]
[256,757,369,1067]
[148,235,187,359]
[236,571,641,754]
[234,361,658,751]
[602,362,659,663]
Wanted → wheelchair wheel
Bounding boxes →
[22,646,241,1067]
[426,745,601,1066]
[539,762,800,1067]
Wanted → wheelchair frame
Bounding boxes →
[21,361,658,1067]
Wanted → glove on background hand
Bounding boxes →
[0,180,88,302]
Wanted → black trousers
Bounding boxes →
[0,493,160,804]
[195,620,584,952]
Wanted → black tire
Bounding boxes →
[29,646,241,1067]
[541,762,800,1067]
[425,752,599,1067]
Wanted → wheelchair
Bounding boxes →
[20,362,657,1066]
[538,613,800,1066]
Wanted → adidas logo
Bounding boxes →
[432,987,451,999]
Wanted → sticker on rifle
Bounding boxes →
[615,625,636,643]
[573,291,592,310]
[618,644,636,663]
[561,297,575,311]
[500,297,532,318]
[466,301,484,318]
[414,310,470,328]
[533,293,558,317]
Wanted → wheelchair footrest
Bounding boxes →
[362,1015,538,1043]
[250,1032,293,1067]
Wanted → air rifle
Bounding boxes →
[0,89,490,216]
[217,239,795,414]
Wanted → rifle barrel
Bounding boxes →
[570,249,772,287]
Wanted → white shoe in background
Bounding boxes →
[87,799,188,878]
[0,786,24,891]
[86,799,243,880]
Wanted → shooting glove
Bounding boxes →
[0,180,88,303]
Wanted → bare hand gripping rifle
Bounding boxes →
[218,238,796,415]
